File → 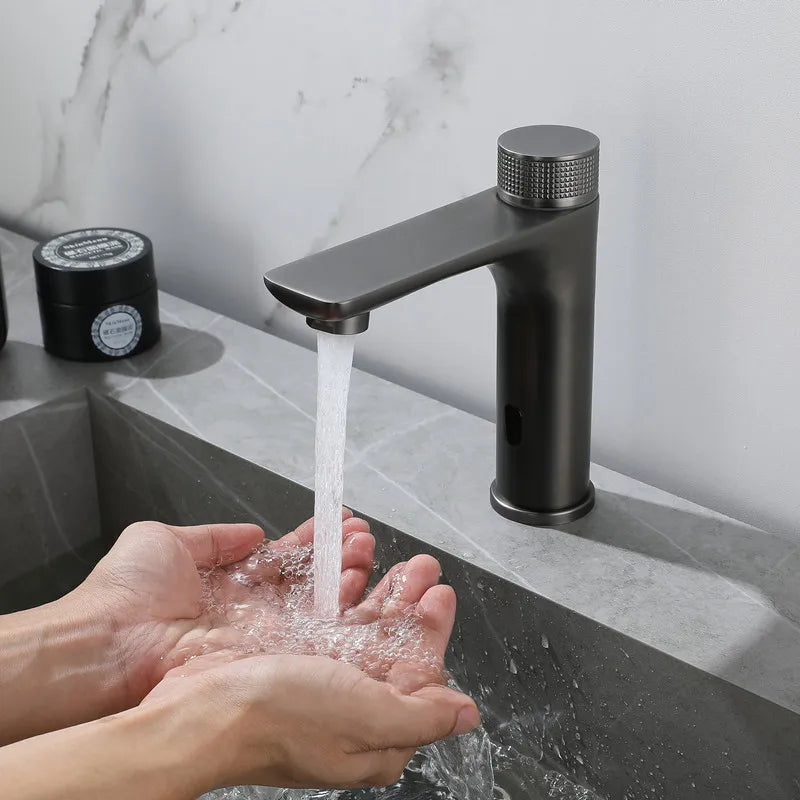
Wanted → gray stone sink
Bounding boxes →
[1,391,799,799]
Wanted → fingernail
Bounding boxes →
[454,704,481,736]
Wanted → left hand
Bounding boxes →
[78,510,374,707]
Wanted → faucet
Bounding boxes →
[264,125,599,527]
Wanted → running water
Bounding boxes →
[313,331,356,617]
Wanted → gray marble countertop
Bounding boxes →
[2,226,799,716]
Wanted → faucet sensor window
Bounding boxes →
[504,405,523,446]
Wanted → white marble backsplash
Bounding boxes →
[1,1,800,539]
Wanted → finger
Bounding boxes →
[243,522,372,587]
[364,683,480,750]
[341,531,375,571]
[342,516,371,540]
[345,562,407,623]
[410,685,481,737]
[385,585,456,693]
[272,509,362,552]
[339,532,375,609]
[339,566,370,610]
[168,523,265,568]
[232,514,367,586]
[291,508,358,547]
[414,584,456,661]
[381,555,441,618]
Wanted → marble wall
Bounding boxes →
[1,1,799,536]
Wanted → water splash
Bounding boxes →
[200,726,604,800]
[197,542,439,680]
[198,728,493,800]
[313,331,356,617]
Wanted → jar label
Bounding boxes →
[91,305,143,357]
[41,229,145,269]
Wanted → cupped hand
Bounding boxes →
[201,538,455,686]
[78,511,374,707]
[141,552,479,791]
[144,653,478,792]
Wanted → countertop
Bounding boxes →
[2,226,799,715]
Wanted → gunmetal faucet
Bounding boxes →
[265,125,599,527]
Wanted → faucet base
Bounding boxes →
[489,482,595,527]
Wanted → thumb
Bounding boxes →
[167,523,265,567]
[371,685,481,749]
[412,685,481,737]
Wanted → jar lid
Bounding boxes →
[33,228,156,305]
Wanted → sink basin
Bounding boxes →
[1,390,799,799]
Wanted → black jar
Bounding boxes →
[33,228,161,361]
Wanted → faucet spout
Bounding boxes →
[264,189,546,325]
[306,314,370,335]
[264,125,600,527]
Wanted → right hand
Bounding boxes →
[141,556,480,791]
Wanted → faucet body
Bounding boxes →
[265,126,599,526]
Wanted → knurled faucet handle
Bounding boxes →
[497,125,599,210]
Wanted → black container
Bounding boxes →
[0,250,7,352]
[33,228,161,361]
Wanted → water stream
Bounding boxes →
[312,331,356,617]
